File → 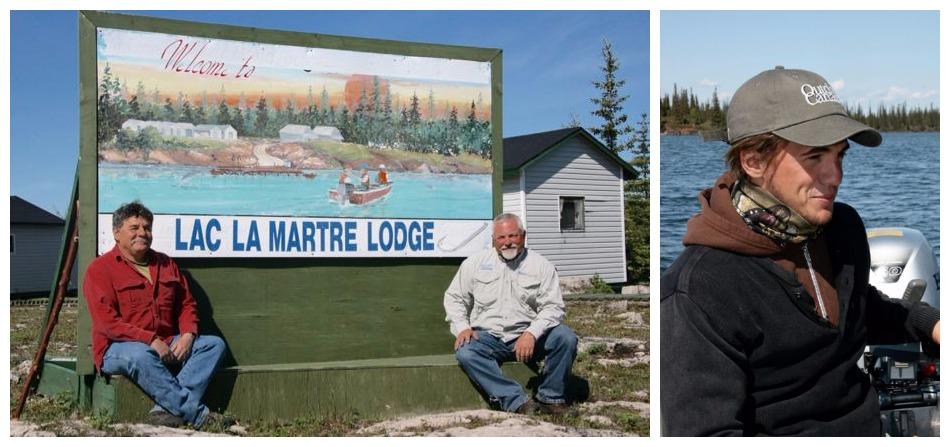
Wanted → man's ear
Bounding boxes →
[739,149,766,180]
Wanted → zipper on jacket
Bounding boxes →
[802,241,829,320]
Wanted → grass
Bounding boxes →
[9,303,78,369]
[576,361,649,402]
[10,296,648,436]
[240,414,371,436]
[565,301,649,341]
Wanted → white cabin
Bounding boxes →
[502,127,636,285]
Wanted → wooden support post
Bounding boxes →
[13,199,80,419]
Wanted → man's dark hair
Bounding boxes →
[724,133,786,178]
[112,201,153,231]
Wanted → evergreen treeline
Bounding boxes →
[659,83,939,134]
[97,64,493,158]
[846,103,940,132]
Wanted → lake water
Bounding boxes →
[660,132,940,271]
[98,164,492,219]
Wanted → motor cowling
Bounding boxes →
[866,227,940,437]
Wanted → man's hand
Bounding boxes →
[514,332,536,362]
[150,337,176,365]
[933,321,940,345]
[171,332,195,363]
[454,328,479,351]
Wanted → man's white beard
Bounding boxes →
[500,247,520,261]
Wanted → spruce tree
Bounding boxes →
[590,39,634,154]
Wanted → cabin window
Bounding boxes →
[559,197,585,231]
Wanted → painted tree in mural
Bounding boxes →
[97,64,127,143]
[97,67,493,158]
[217,100,231,126]
[255,97,269,136]
[231,107,245,135]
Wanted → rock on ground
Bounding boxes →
[358,409,609,437]
[596,356,649,367]
[605,300,628,312]
[10,421,55,437]
[620,284,649,295]
[583,415,615,426]
[9,418,233,437]
[614,311,645,327]
[578,337,648,357]
[11,360,33,384]
[580,401,650,419]
[113,423,232,437]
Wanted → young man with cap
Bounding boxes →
[660,66,940,436]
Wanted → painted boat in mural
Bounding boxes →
[328,183,393,205]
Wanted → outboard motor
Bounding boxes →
[865,228,940,436]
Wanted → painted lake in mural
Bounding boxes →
[99,163,492,219]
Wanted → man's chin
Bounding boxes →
[500,248,520,260]
[130,245,151,256]
[806,209,833,226]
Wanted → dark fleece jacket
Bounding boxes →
[660,173,939,436]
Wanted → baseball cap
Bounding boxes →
[726,66,882,147]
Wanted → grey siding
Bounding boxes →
[10,224,77,295]
[523,137,627,283]
[501,172,525,227]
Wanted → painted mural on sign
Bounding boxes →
[95,28,495,257]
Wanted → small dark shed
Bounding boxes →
[10,196,76,296]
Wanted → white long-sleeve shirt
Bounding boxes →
[443,247,565,342]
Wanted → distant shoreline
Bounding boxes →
[98,137,492,175]
[661,128,940,137]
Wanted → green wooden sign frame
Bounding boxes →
[77,11,503,376]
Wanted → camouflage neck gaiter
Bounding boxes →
[731,177,820,245]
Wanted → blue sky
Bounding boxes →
[11,10,650,215]
[661,11,939,109]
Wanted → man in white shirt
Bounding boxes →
[444,213,578,414]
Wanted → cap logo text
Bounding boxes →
[800,83,840,106]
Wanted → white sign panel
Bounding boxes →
[99,214,492,258]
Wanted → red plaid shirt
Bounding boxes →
[83,245,199,371]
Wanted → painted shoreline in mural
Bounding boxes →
[96,27,494,220]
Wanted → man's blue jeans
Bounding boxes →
[101,334,226,427]
[454,324,578,412]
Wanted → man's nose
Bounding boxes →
[821,157,843,189]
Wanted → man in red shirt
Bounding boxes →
[83,202,230,429]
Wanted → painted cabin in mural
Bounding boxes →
[278,124,344,143]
